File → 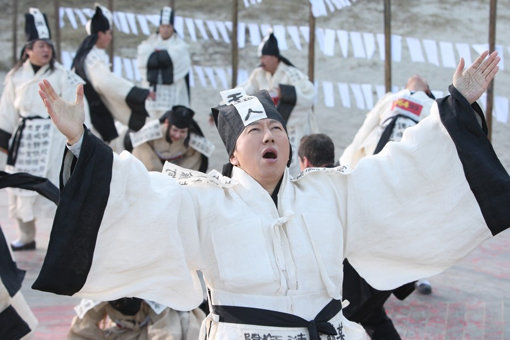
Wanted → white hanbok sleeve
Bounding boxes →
[33,130,204,311]
[0,73,18,138]
[341,86,509,291]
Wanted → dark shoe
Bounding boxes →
[415,279,432,295]
[11,240,36,251]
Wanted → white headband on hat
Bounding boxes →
[161,7,173,25]
[29,8,50,40]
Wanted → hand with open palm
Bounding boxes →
[39,79,85,145]
[453,50,500,104]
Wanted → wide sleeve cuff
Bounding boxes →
[437,85,510,235]
[126,87,150,131]
[32,129,113,295]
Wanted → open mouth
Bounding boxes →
[263,150,277,159]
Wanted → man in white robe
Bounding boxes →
[0,8,90,251]
[240,32,317,177]
[136,6,191,120]
[34,51,507,339]
[71,4,151,146]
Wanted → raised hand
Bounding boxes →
[39,79,85,145]
[453,50,500,104]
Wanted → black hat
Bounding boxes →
[163,105,195,129]
[212,90,287,156]
[160,6,175,26]
[258,32,279,57]
[87,4,112,35]
[24,8,51,42]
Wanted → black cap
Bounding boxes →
[258,32,279,57]
[212,90,287,156]
[24,8,51,42]
[87,5,112,35]
[160,6,175,25]
[163,105,195,129]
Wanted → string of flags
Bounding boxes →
[240,0,357,17]
[58,7,506,71]
[60,50,509,124]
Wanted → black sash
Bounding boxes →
[212,299,342,340]
[7,116,46,166]
[373,114,419,155]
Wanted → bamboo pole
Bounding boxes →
[12,0,18,65]
[231,0,239,87]
[108,0,114,70]
[486,0,497,141]
[384,0,391,92]
[308,1,315,82]
[54,0,61,62]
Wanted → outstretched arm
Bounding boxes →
[38,79,85,145]
[453,50,500,104]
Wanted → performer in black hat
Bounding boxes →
[130,105,210,173]
[136,6,191,121]
[0,7,89,251]
[240,31,318,177]
[72,3,153,145]
[34,51,508,339]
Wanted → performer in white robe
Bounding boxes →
[240,32,317,177]
[132,106,209,173]
[71,4,151,145]
[34,51,507,339]
[136,6,191,120]
[340,75,436,169]
[0,8,90,251]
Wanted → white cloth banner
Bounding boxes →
[455,43,472,67]
[315,28,326,55]
[215,67,228,89]
[126,12,138,35]
[145,14,159,27]
[59,7,66,28]
[194,66,207,87]
[205,20,220,41]
[65,8,78,29]
[204,67,217,88]
[123,58,134,80]
[350,83,365,109]
[423,39,440,66]
[113,56,122,77]
[136,14,151,35]
[185,18,197,42]
[439,41,456,68]
[337,82,351,108]
[273,25,288,50]
[300,26,310,44]
[494,96,509,123]
[189,133,216,157]
[375,85,386,101]
[323,29,336,56]
[322,81,335,107]
[174,16,185,39]
[350,32,366,58]
[376,33,385,61]
[391,35,402,62]
[361,84,374,109]
[238,22,246,48]
[216,21,230,44]
[406,37,425,63]
[74,8,88,26]
[194,19,209,40]
[248,23,261,46]
[287,26,302,51]
[363,32,376,59]
[337,30,349,58]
